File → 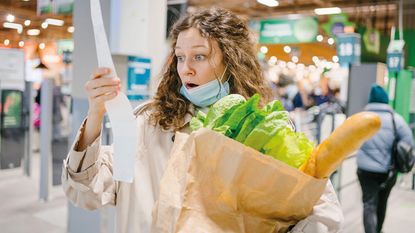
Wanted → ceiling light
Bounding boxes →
[260,46,268,54]
[314,7,342,15]
[67,26,75,33]
[3,22,23,34]
[312,56,319,63]
[332,55,339,63]
[41,22,48,29]
[45,18,64,26]
[316,35,323,42]
[39,42,45,50]
[269,56,277,65]
[27,29,40,36]
[24,20,31,26]
[328,38,335,45]
[292,56,299,63]
[19,41,24,47]
[283,45,291,53]
[6,14,15,22]
[257,0,279,7]
[4,39,10,46]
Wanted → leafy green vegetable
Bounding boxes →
[190,110,207,131]
[262,127,314,168]
[204,94,246,128]
[216,94,260,137]
[262,100,284,113]
[234,111,266,142]
[190,117,204,131]
[243,111,289,151]
[189,94,315,169]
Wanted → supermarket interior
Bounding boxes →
[0,0,414,233]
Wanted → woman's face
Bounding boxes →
[175,27,226,89]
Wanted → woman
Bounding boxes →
[357,84,414,233]
[62,8,343,233]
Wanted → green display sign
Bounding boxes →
[322,14,355,38]
[1,90,22,128]
[259,17,318,44]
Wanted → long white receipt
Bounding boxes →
[90,0,138,183]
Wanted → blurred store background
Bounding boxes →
[0,0,414,232]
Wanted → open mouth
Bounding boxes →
[185,83,199,89]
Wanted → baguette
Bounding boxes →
[300,112,381,178]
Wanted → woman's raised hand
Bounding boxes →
[85,67,120,117]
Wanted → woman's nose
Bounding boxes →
[181,60,195,76]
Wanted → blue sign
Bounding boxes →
[127,56,151,100]
[387,52,404,73]
[336,33,361,65]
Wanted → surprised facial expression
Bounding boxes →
[175,27,226,89]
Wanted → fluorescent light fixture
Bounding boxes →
[39,42,45,50]
[45,18,64,26]
[19,41,24,47]
[24,20,31,26]
[4,39,10,46]
[7,14,15,22]
[41,22,48,29]
[257,0,279,7]
[67,26,75,33]
[314,7,342,15]
[3,22,23,33]
[27,29,40,36]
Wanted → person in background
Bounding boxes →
[356,84,414,233]
[275,73,296,111]
[61,8,343,233]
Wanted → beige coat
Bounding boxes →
[62,107,343,233]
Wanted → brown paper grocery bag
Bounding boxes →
[152,128,328,233]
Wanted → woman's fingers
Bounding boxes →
[93,91,118,103]
[85,77,120,92]
[90,85,120,98]
[91,67,111,79]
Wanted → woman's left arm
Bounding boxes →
[289,180,344,233]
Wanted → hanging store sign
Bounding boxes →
[259,17,318,44]
[387,40,405,73]
[336,33,361,65]
[127,56,151,101]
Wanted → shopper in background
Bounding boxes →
[62,8,343,233]
[274,73,296,111]
[356,84,414,233]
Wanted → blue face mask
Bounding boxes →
[180,68,230,108]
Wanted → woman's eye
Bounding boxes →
[176,56,185,62]
[194,54,205,61]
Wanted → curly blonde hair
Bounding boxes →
[142,7,272,131]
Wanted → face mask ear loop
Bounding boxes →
[215,65,228,98]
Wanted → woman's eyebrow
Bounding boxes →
[175,45,208,50]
